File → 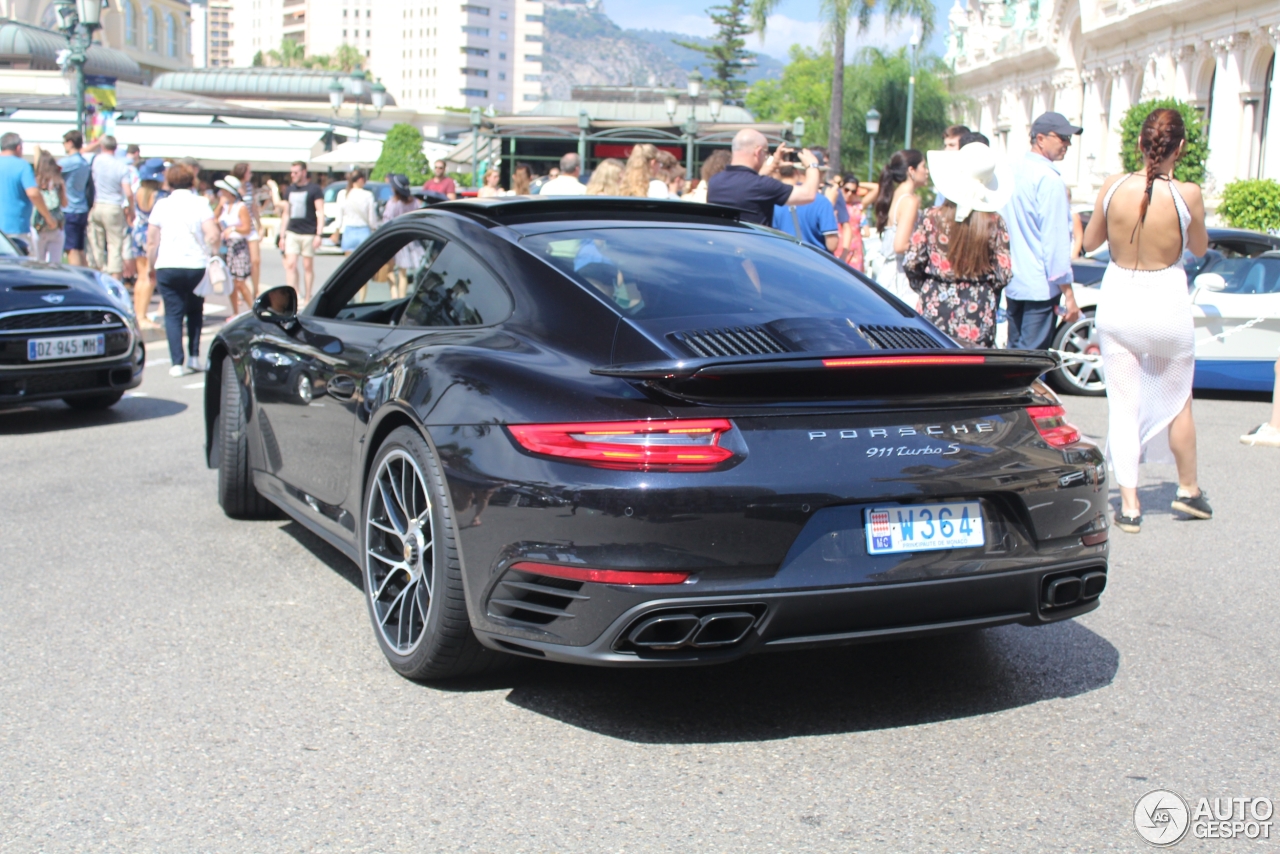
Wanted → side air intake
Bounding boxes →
[858,325,945,350]
[672,326,789,358]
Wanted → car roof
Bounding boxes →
[433,197,746,228]
[1208,227,1280,243]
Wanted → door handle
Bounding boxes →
[327,374,357,400]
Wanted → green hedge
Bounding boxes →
[1218,179,1280,233]
[1119,98,1207,185]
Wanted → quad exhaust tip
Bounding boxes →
[625,609,761,651]
[1041,567,1107,610]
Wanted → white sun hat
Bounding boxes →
[926,143,1014,222]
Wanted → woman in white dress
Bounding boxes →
[873,149,928,304]
[1083,108,1212,533]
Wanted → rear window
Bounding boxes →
[520,227,902,321]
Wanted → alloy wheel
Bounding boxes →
[1055,314,1106,394]
[365,449,434,655]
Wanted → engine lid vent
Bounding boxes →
[858,324,944,350]
[672,325,789,358]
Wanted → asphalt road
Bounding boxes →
[2,286,1278,850]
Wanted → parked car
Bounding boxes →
[1050,228,1280,395]
[204,197,1109,680]
[0,233,144,409]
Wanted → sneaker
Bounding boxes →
[1240,422,1280,447]
[188,356,207,372]
[168,363,193,377]
[1114,512,1142,534]
[1172,489,1213,520]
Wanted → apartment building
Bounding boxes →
[228,0,544,113]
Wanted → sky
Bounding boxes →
[604,0,950,63]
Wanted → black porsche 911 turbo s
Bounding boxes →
[204,197,1109,679]
[0,233,144,409]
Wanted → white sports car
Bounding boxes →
[1047,230,1280,395]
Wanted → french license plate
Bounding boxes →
[865,501,985,555]
[27,334,105,362]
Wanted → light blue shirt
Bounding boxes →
[0,154,36,234]
[1001,152,1073,302]
[59,152,91,213]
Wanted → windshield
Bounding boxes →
[1206,256,1280,294]
[520,226,902,321]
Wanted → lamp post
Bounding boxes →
[326,77,344,152]
[904,23,920,150]
[663,88,680,125]
[707,89,724,123]
[470,106,482,189]
[792,116,806,148]
[865,107,881,183]
[54,0,104,135]
[577,108,590,169]
[683,73,703,169]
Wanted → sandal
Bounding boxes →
[1115,512,1142,534]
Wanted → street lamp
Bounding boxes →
[792,116,806,147]
[686,70,703,100]
[904,23,921,149]
[54,0,104,134]
[707,89,724,123]
[370,78,387,114]
[327,77,344,152]
[577,108,590,169]
[663,88,680,124]
[865,108,881,182]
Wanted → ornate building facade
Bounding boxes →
[945,0,1279,202]
[2,0,193,79]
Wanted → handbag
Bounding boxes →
[207,255,228,295]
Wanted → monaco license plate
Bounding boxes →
[865,502,985,555]
[27,334,105,362]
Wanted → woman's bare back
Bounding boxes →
[1097,173,1206,270]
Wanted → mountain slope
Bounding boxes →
[541,6,783,102]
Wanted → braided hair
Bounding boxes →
[1134,108,1186,234]
[874,149,923,235]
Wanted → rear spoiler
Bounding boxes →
[591,350,1060,403]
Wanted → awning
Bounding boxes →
[0,108,383,172]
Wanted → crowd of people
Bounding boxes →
[3,119,1277,523]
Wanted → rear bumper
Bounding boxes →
[473,558,1107,666]
[0,341,144,405]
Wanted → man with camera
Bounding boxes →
[708,128,821,225]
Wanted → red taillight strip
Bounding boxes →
[822,355,987,368]
[1026,404,1082,448]
[507,419,735,470]
[510,561,690,585]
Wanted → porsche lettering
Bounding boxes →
[809,422,996,441]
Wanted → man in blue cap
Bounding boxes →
[1002,111,1083,351]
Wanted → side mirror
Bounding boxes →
[254,285,299,330]
[1193,272,1227,292]
[9,236,29,256]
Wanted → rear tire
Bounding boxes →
[1047,310,1107,397]
[217,357,277,519]
[63,391,124,410]
[362,426,507,680]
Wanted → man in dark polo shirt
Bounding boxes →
[707,128,821,225]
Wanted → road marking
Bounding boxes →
[123,392,149,398]
[183,382,206,389]
[146,357,171,366]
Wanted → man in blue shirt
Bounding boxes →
[771,164,839,251]
[0,132,54,244]
[1001,112,1082,350]
[59,129,92,267]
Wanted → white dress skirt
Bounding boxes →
[1094,175,1195,489]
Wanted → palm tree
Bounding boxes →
[751,0,934,173]
[266,38,306,68]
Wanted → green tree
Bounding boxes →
[1219,179,1280,232]
[751,0,935,172]
[1119,98,1208,185]
[747,45,955,179]
[371,123,430,185]
[252,50,264,67]
[674,0,756,102]
[267,38,306,68]
[332,43,365,72]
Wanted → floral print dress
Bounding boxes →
[902,207,1012,348]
